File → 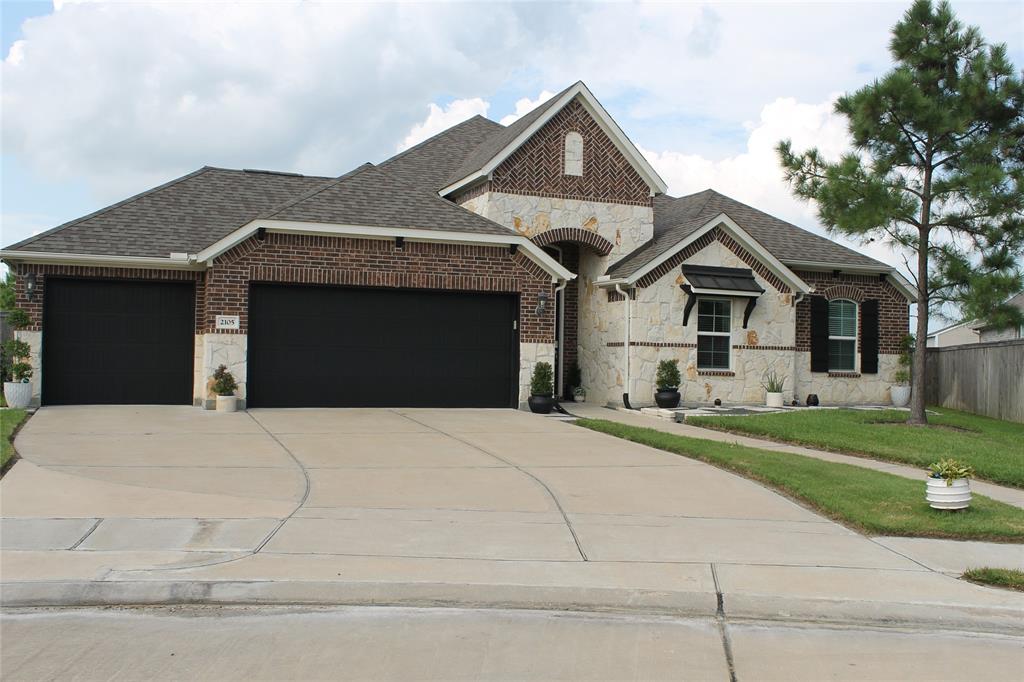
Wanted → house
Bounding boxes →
[971,292,1024,343]
[0,82,914,409]
[926,320,979,347]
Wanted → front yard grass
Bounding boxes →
[1,408,28,471]
[686,407,1024,488]
[576,418,1024,542]
[962,567,1024,592]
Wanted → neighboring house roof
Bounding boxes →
[262,163,514,236]
[4,167,331,258]
[607,190,892,279]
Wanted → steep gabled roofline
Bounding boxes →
[438,82,668,198]
[599,212,812,294]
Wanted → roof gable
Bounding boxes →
[439,82,667,198]
[379,115,503,192]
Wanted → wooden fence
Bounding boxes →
[925,339,1024,423]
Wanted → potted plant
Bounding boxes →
[2,309,34,409]
[926,458,975,510]
[565,361,582,401]
[890,334,914,407]
[527,361,554,414]
[654,359,681,408]
[211,364,239,413]
[761,370,786,408]
[573,386,587,403]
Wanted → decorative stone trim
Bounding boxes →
[635,226,790,293]
[607,288,637,302]
[820,284,866,302]
[605,341,696,348]
[828,372,861,378]
[531,227,614,256]
[698,370,735,377]
[732,344,796,351]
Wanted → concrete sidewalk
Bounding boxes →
[569,403,1024,509]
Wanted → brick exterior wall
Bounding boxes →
[205,233,555,343]
[11,263,205,331]
[794,270,909,354]
[531,227,613,256]
[451,99,652,207]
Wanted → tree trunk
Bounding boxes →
[908,228,929,425]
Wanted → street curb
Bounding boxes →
[3,580,1022,635]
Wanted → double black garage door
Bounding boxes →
[42,279,518,408]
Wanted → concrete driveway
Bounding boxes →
[2,406,1021,631]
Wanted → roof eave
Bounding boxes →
[0,250,205,270]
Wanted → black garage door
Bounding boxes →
[43,279,195,405]
[248,284,518,408]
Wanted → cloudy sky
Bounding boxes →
[2,0,1021,323]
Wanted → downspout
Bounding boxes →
[615,284,633,409]
[553,279,568,398]
[793,291,805,404]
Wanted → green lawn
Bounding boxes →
[962,567,1024,592]
[1,408,27,470]
[576,418,1024,542]
[686,407,1024,488]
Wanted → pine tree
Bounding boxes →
[778,0,1023,424]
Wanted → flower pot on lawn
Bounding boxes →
[891,385,911,407]
[3,381,32,409]
[216,395,238,413]
[926,477,972,510]
[765,392,784,408]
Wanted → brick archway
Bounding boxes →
[531,227,613,256]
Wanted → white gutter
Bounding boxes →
[0,250,204,270]
[615,283,633,409]
[553,279,568,397]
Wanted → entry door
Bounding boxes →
[247,284,518,408]
[42,278,195,405]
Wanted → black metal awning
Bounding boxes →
[679,265,764,329]
[681,265,764,295]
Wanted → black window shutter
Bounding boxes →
[861,299,880,374]
[810,296,829,372]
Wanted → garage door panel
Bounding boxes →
[43,279,195,406]
[248,284,517,408]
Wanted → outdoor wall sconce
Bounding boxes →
[25,273,37,302]
[535,291,549,316]
[395,236,405,250]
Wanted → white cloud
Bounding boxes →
[398,98,489,151]
[500,90,556,126]
[642,95,906,275]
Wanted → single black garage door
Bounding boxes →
[43,279,195,405]
[248,284,518,408]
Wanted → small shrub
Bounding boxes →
[211,364,238,396]
[930,458,975,485]
[655,359,681,389]
[530,362,553,396]
[1,338,32,383]
[760,370,786,393]
[5,308,31,330]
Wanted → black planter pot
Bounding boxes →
[528,394,555,414]
[654,388,681,409]
[806,394,820,407]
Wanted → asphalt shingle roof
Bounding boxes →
[606,189,890,278]
[379,115,504,192]
[4,167,332,258]
[264,163,515,236]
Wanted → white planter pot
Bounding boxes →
[926,477,971,510]
[215,395,238,413]
[891,385,911,407]
[765,392,784,408]
[574,391,586,403]
[3,381,33,409]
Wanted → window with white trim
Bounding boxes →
[697,299,731,370]
[564,132,583,176]
[828,299,857,371]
